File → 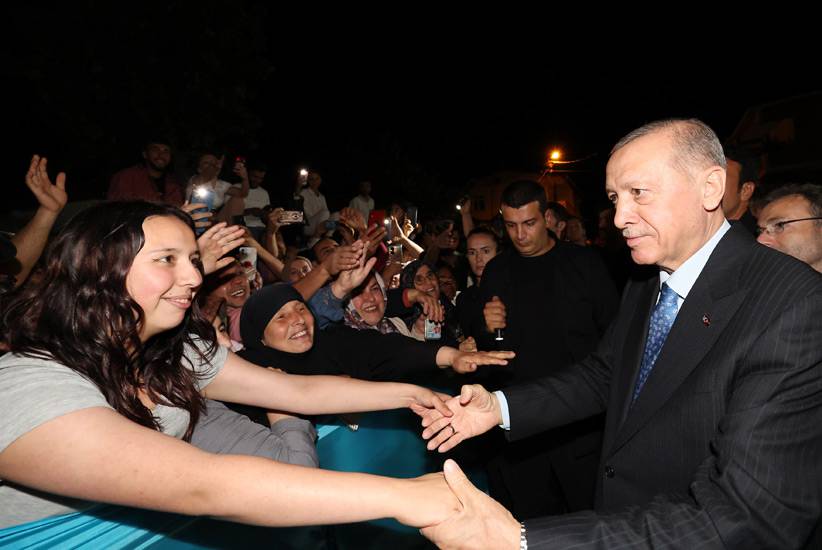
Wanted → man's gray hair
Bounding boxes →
[611,118,727,176]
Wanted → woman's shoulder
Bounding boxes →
[0,353,112,454]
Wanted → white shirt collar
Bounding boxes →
[659,220,731,300]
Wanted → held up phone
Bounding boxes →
[190,186,215,235]
[238,247,257,281]
[405,206,418,228]
[298,168,309,187]
[324,219,338,231]
[279,210,305,224]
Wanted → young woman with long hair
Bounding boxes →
[0,201,458,531]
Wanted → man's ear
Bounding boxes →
[740,181,755,202]
[556,220,567,237]
[703,166,726,211]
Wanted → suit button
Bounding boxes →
[604,465,615,478]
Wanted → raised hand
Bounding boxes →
[25,155,67,214]
[339,207,367,234]
[405,288,444,323]
[181,201,214,230]
[335,255,378,296]
[322,241,363,275]
[418,384,502,453]
[198,222,245,275]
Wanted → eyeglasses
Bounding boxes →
[756,217,822,236]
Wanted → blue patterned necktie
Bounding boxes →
[632,283,680,403]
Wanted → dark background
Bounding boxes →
[5,3,820,223]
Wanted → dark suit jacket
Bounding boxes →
[504,225,822,548]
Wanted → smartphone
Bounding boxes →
[368,209,387,230]
[189,186,215,235]
[298,168,309,187]
[324,219,338,231]
[406,206,418,228]
[238,247,257,281]
[279,210,304,224]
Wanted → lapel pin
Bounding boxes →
[702,314,711,327]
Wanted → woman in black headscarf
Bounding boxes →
[238,283,512,382]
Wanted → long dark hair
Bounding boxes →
[0,201,216,440]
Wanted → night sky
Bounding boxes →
[5,4,820,222]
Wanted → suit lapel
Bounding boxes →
[607,226,754,455]
[606,279,656,443]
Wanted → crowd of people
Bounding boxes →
[0,118,820,549]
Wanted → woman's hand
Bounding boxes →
[182,201,214,231]
[198,222,245,275]
[458,336,477,352]
[26,155,67,215]
[392,472,461,528]
[405,289,444,322]
[450,350,514,374]
[339,207,367,235]
[265,207,285,232]
[333,255,378,298]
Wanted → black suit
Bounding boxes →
[504,225,822,548]
[473,242,619,518]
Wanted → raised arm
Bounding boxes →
[9,156,67,287]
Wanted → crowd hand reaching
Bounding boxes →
[406,289,444,322]
[483,296,507,333]
[451,350,514,374]
[362,223,387,256]
[334,254,378,297]
[322,240,364,276]
[265,207,285,231]
[394,471,462,529]
[198,222,245,275]
[419,459,520,550]
[339,207,367,234]
[181,201,214,230]
[458,336,477,352]
[389,216,405,243]
[26,155,67,214]
[418,384,502,453]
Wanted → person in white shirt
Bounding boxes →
[349,180,375,223]
[300,170,329,247]
[238,162,271,238]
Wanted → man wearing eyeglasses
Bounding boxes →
[756,183,822,272]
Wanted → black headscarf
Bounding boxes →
[238,283,319,371]
[237,283,440,380]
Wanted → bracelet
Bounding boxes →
[520,522,527,550]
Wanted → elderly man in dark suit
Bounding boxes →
[418,118,822,549]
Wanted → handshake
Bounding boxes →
[408,385,523,549]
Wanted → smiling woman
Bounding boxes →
[0,201,472,534]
